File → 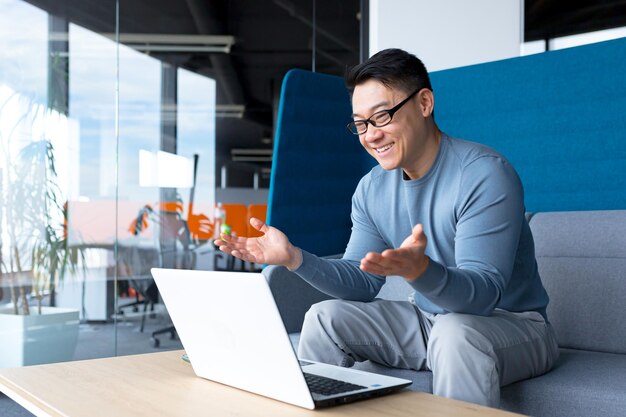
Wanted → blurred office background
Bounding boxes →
[0,0,625,381]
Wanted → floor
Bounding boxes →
[0,304,184,416]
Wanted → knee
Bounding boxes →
[302,299,350,333]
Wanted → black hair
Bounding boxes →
[345,48,433,95]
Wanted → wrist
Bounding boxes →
[405,256,430,282]
[285,246,303,271]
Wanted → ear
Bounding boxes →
[418,89,435,118]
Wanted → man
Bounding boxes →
[215,48,559,408]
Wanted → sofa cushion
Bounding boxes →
[530,210,626,354]
[266,264,333,333]
[291,334,626,417]
[353,349,626,417]
[500,348,626,417]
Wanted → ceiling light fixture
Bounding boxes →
[49,32,236,53]
[216,104,245,118]
[230,148,273,162]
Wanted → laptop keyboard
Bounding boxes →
[303,372,368,396]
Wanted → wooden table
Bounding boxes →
[0,350,525,417]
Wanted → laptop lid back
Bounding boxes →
[151,268,315,409]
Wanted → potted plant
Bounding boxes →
[0,92,84,367]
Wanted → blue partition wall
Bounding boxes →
[431,38,626,212]
[267,69,376,256]
[268,40,626,256]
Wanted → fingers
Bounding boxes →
[214,233,245,246]
[231,249,258,263]
[412,223,427,245]
[215,238,259,263]
[360,248,417,276]
[249,217,269,234]
[382,246,414,259]
[360,259,386,275]
[360,251,389,275]
[214,233,264,262]
[361,226,428,278]
[213,234,244,252]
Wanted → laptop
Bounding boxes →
[151,268,412,409]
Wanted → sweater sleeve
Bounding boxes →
[410,156,525,316]
[292,176,387,301]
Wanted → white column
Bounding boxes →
[369,0,523,71]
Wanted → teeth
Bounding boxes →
[375,143,394,153]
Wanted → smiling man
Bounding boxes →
[216,48,559,408]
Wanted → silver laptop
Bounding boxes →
[151,268,411,409]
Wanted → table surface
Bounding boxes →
[0,350,525,417]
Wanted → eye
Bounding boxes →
[370,111,391,126]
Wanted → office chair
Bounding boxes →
[148,207,200,347]
[119,203,201,344]
[116,240,160,332]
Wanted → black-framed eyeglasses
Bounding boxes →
[347,88,421,135]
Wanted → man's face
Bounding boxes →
[351,80,428,177]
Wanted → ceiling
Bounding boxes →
[25,0,626,187]
[525,0,626,42]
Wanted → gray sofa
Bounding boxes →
[263,210,626,417]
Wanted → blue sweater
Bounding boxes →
[294,134,549,320]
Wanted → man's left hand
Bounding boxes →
[360,224,429,281]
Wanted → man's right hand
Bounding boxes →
[213,217,303,270]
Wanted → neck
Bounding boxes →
[403,127,441,180]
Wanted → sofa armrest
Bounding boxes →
[263,264,334,333]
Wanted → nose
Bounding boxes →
[362,123,383,143]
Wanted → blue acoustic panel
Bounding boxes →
[431,37,626,212]
[267,69,376,256]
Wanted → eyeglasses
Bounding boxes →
[347,88,421,135]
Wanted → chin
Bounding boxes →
[368,151,398,171]
[377,160,399,171]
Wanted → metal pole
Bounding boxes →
[113,0,120,357]
[359,0,368,63]
[312,0,316,72]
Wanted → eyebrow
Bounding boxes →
[352,100,390,118]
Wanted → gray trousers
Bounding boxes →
[297,299,560,408]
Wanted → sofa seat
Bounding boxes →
[351,347,626,417]
[290,331,626,417]
[352,347,626,417]
[500,348,626,417]
[273,211,626,417]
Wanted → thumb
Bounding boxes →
[412,224,427,244]
[250,217,270,234]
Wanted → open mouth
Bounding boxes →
[374,142,394,154]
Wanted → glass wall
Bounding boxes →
[0,0,360,394]
[0,0,218,367]
[0,0,103,366]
